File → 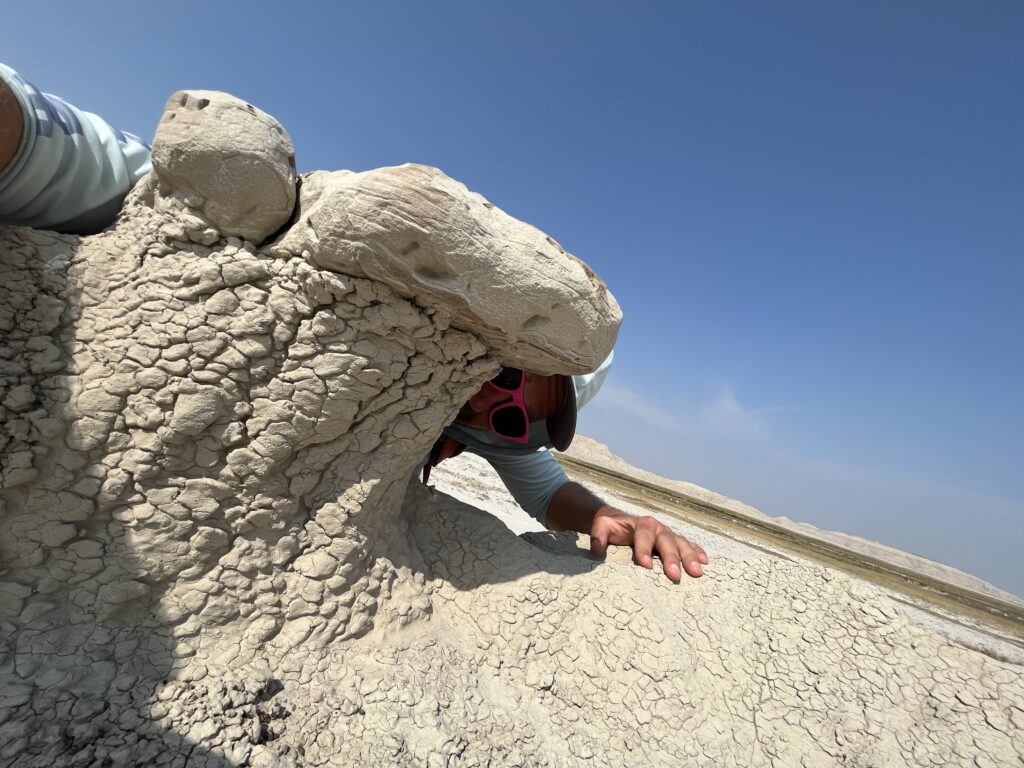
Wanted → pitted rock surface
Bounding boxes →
[151,90,297,246]
[0,90,1020,767]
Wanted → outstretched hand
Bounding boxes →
[590,506,709,581]
[546,481,709,582]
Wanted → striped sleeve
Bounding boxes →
[0,63,152,234]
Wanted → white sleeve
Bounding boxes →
[0,63,152,234]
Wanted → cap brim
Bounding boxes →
[545,376,577,451]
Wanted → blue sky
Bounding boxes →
[5,2,1022,595]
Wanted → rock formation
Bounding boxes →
[1,90,1020,767]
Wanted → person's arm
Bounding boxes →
[0,78,23,173]
[480,445,709,582]
[0,63,152,234]
[546,480,708,582]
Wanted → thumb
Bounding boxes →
[590,516,610,557]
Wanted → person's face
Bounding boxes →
[456,372,565,438]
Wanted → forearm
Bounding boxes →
[0,78,23,173]
[545,481,614,534]
[0,63,153,234]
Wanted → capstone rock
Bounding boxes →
[151,90,297,245]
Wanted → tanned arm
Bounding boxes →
[545,481,607,534]
[0,78,23,174]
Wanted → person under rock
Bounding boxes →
[0,62,709,582]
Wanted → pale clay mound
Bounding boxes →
[0,89,1021,768]
[565,436,1024,608]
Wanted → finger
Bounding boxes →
[654,529,682,582]
[633,522,656,569]
[675,535,705,578]
[589,516,611,557]
[695,544,710,565]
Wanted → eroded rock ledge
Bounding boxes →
[0,91,1020,767]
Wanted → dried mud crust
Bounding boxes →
[0,89,1021,767]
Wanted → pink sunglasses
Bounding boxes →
[486,368,530,443]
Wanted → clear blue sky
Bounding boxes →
[5,2,1022,595]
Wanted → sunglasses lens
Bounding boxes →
[491,404,527,439]
[491,368,523,391]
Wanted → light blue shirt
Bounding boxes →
[0,63,151,234]
[443,420,570,525]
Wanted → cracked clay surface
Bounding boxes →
[1,90,1021,767]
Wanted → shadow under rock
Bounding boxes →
[400,479,605,593]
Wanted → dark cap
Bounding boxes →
[545,375,577,451]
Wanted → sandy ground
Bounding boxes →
[430,443,1024,667]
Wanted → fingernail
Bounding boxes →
[590,537,599,553]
